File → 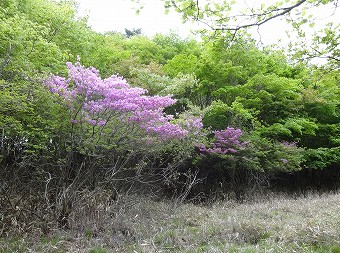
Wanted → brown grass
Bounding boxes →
[1,191,340,252]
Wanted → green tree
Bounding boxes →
[157,0,338,67]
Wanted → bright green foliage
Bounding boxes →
[123,35,167,64]
[0,78,69,164]
[241,134,304,173]
[284,118,318,136]
[163,54,199,77]
[259,118,318,141]
[0,8,66,76]
[120,33,200,66]
[0,0,99,165]
[84,33,131,77]
[0,0,108,77]
[304,147,340,170]
[234,74,302,124]
[153,32,200,63]
[202,101,256,130]
[301,123,340,149]
[302,69,340,123]
[194,131,304,196]
[213,72,304,130]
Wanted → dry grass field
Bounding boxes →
[1,191,340,252]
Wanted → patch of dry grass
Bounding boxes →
[1,191,340,252]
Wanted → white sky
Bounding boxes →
[76,0,194,37]
[75,0,339,47]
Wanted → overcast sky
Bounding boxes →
[75,0,339,47]
[75,0,194,36]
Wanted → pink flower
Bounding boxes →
[199,128,245,155]
[45,62,202,141]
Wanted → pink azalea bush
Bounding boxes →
[45,62,194,140]
[199,127,246,155]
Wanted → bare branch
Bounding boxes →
[213,0,308,31]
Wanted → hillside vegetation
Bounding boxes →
[0,0,339,248]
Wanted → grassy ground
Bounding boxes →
[1,191,340,252]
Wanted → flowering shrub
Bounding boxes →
[199,127,246,155]
[45,62,190,140]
